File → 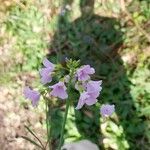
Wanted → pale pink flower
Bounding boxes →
[39,58,55,84]
[76,91,97,110]
[86,80,102,97]
[100,104,115,117]
[76,65,95,81]
[23,87,40,107]
[49,82,68,99]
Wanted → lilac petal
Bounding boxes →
[41,75,52,84]
[30,91,40,107]
[50,82,68,99]
[79,72,90,81]
[51,88,68,99]
[77,69,90,81]
[100,104,115,117]
[23,87,40,107]
[23,87,31,99]
[76,65,95,81]
[58,90,68,99]
[84,65,95,74]
[86,80,102,98]
[23,87,35,100]
[32,100,38,107]
[49,81,66,89]
[39,58,55,85]
[85,97,97,106]
[43,58,55,69]
[86,80,102,92]
[75,92,89,110]
[39,68,52,76]
[39,68,52,84]
[89,91,100,99]
[75,97,85,110]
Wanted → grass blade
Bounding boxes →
[21,136,44,149]
[24,125,45,149]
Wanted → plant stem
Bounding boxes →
[57,75,73,150]
[48,104,52,150]
[57,94,70,150]
[44,95,51,150]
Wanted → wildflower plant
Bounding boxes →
[23,58,115,150]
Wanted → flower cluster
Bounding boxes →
[23,58,115,117]
[75,65,102,109]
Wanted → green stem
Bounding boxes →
[44,95,51,150]
[48,104,52,150]
[57,94,70,150]
[45,97,49,149]
[57,74,73,150]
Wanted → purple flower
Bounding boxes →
[39,58,55,84]
[76,65,95,81]
[86,80,102,97]
[43,58,55,69]
[76,91,97,110]
[49,82,68,99]
[75,80,102,109]
[100,104,115,117]
[23,87,40,107]
[39,68,52,84]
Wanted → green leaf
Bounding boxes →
[141,106,150,116]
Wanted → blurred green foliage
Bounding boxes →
[3,1,48,71]
[0,0,150,149]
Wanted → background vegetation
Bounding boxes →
[0,0,149,149]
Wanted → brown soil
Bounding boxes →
[0,73,46,150]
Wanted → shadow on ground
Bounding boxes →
[48,0,147,149]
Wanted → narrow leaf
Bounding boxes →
[24,125,45,149]
[25,125,36,137]
[21,136,43,149]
